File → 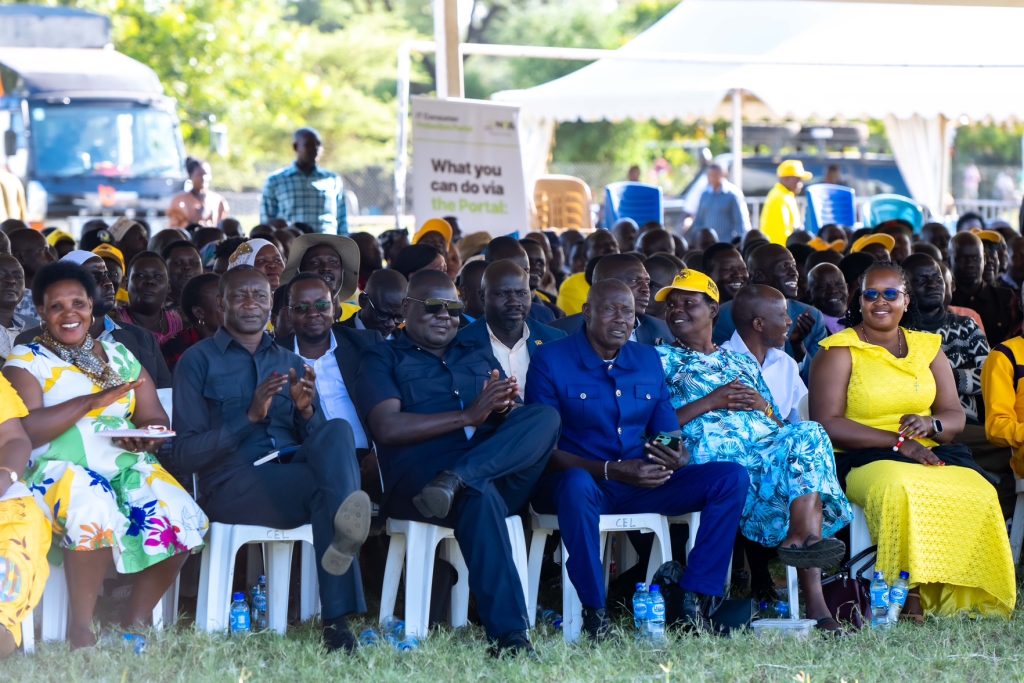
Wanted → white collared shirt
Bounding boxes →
[721,330,807,422]
[487,322,531,399]
[294,333,369,449]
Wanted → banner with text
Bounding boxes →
[411,96,528,237]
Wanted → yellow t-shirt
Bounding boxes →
[982,335,1024,477]
[818,327,941,448]
[760,182,802,245]
[556,272,590,317]
[0,374,28,424]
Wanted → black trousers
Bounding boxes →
[385,404,560,640]
[202,419,364,620]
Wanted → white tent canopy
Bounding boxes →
[493,0,1024,217]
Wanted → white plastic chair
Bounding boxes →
[848,503,874,576]
[379,516,529,639]
[20,610,33,653]
[527,510,672,642]
[1008,475,1024,565]
[195,522,319,634]
[39,563,177,641]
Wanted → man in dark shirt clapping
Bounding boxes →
[172,266,370,653]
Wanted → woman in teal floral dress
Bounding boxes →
[653,271,850,630]
[2,262,207,648]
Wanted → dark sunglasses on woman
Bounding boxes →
[861,288,905,302]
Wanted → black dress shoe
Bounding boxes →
[488,630,537,658]
[674,591,712,631]
[412,470,465,519]
[582,606,612,642]
[323,616,357,653]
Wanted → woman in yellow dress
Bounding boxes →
[0,373,50,658]
[810,262,1015,619]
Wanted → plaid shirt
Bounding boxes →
[260,163,348,234]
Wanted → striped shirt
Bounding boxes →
[260,163,348,234]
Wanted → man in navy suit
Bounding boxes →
[457,261,565,397]
[550,253,670,345]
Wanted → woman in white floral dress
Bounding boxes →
[2,262,208,648]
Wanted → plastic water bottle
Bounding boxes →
[122,633,147,655]
[358,629,380,647]
[632,583,649,638]
[647,584,666,645]
[869,571,891,630]
[381,616,405,645]
[251,575,268,631]
[396,636,420,651]
[887,571,911,624]
[774,600,790,619]
[538,608,563,630]
[229,591,251,634]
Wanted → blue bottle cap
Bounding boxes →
[899,571,910,579]
[232,591,245,601]
[636,583,646,591]
[649,584,661,593]
[872,571,884,580]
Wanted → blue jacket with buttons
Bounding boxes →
[525,328,678,463]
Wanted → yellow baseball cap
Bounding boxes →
[973,229,1005,245]
[776,159,813,180]
[411,218,453,247]
[92,243,126,272]
[654,269,720,303]
[850,233,895,254]
[46,229,75,248]
[808,236,847,253]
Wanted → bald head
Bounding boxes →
[731,284,791,350]
[408,268,456,299]
[637,229,674,257]
[365,267,407,297]
[483,259,528,289]
[219,263,269,295]
[583,279,635,354]
[9,228,53,278]
[0,230,9,254]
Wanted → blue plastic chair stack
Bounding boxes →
[805,184,856,235]
[603,182,663,229]
[861,194,924,233]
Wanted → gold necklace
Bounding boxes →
[859,324,903,357]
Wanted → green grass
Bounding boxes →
[6,613,1024,682]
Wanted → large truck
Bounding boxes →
[0,5,187,234]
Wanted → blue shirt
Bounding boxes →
[260,163,348,234]
[171,328,324,492]
[693,182,749,243]
[354,332,503,491]
[525,328,677,463]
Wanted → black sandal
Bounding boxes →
[814,616,845,636]
[777,537,846,569]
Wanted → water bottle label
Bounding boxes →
[231,611,250,632]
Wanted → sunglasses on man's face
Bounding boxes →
[861,288,905,302]
[289,300,332,315]
[407,296,464,316]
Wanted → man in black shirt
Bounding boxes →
[950,231,1019,344]
[172,266,370,652]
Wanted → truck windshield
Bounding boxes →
[30,104,183,179]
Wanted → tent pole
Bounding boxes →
[394,42,412,229]
[731,89,744,193]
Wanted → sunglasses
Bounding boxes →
[861,288,905,302]
[365,296,404,324]
[407,296,464,316]
[289,300,332,315]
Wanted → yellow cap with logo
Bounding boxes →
[776,159,813,180]
[654,269,720,303]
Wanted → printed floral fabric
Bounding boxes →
[657,343,851,547]
[5,341,207,574]
[0,498,50,646]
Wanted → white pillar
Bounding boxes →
[394,43,412,228]
[731,88,743,191]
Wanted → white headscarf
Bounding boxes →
[60,250,103,267]
[227,238,277,270]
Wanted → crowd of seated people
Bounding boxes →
[2,189,1024,659]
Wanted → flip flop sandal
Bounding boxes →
[777,537,846,569]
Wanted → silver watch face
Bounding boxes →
[933,419,943,433]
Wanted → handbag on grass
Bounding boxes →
[820,545,877,629]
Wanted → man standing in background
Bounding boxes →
[761,160,812,245]
[693,163,749,244]
[261,128,348,235]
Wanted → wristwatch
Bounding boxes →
[932,418,944,435]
